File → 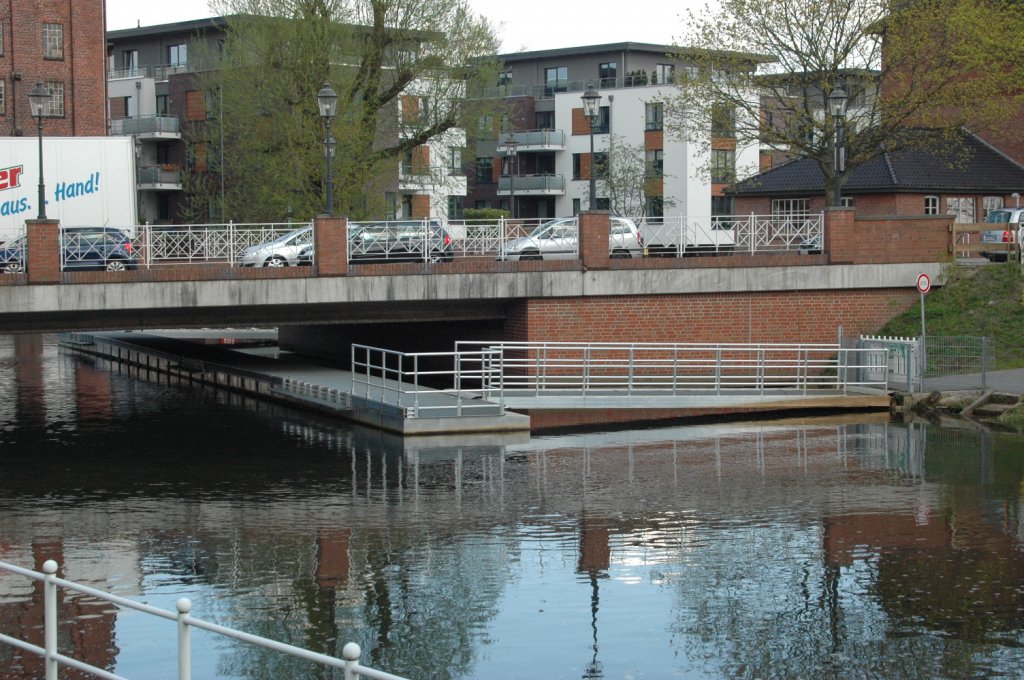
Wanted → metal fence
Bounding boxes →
[455,341,889,397]
[856,335,994,391]
[0,558,408,680]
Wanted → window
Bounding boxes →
[645,102,663,131]
[924,195,939,215]
[477,114,493,134]
[498,71,512,86]
[840,197,854,208]
[596,198,610,210]
[156,94,169,115]
[45,81,64,116]
[476,157,493,183]
[983,196,1004,216]
[711,149,735,183]
[544,66,568,96]
[653,64,674,84]
[599,62,617,88]
[475,200,492,209]
[772,198,810,216]
[572,198,581,215]
[122,50,139,73]
[448,196,464,219]
[43,23,63,59]
[156,143,171,165]
[592,106,610,134]
[712,104,736,138]
[712,196,734,216]
[645,149,664,178]
[946,197,975,223]
[450,148,463,174]
[646,197,664,217]
[572,153,582,180]
[593,152,609,178]
[536,111,554,130]
[0,81,5,116]
[168,43,188,67]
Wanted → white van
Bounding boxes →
[981,207,1023,262]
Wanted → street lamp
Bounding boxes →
[504,133,519,219]
[828,86,848,208]
[581,84,601,211]
[28,82,51,220]
[317,82,338,215]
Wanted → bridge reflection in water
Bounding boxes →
[1,334,1022,679]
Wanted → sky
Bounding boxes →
[104,0,703,53]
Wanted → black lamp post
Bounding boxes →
[504,133,519,219]
[317,82,338,215]
[581,85,601,211]
[828,86,848,208]
[28,82,50,220]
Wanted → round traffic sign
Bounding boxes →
[916,273,931,294]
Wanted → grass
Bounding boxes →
[998,403,1024,430]
[875,261,1024,369]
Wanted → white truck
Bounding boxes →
[0,137,137,244]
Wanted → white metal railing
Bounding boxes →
[350,344,504,417]
[455,341,889,397]
[0,559,408,680]
[132,222,310,266]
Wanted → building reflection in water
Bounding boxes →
[1,334,1023,678]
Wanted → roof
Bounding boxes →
[497,42,773,65]
[107,16,230,40]
[731,131,1024,197]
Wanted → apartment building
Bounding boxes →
[0,0,107,137]
[467,43,761,219]
[106,16,467,225]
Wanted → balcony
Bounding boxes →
[497,174,565,196]
[137,165,182,191]
[110,115,181,139]
[497,129,565,153]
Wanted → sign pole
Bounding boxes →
[916,273,931,391]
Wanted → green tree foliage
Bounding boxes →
[667,0,1024,203]
[190,0,500,222]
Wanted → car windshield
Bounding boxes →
[984,210,1011,224]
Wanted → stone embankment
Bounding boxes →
[897,390,1024,430]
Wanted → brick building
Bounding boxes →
[730,131,1024,222]
[0,0,107,137]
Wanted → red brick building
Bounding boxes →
[731,131,1024,222]
[0,0,107,137]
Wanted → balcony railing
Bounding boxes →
[497,174,565,194]
[497,129,565,152]
[110,115,180,136]
[138,166,182,188]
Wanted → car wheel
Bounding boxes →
[265,256,288,267]
[3,260,24,274]
[105,259,128,272]
[521,250,542,261]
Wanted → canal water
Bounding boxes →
[1,334,1023,679]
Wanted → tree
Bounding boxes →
[666,0,1024,204]
[190,0,501,222]
[591,135,674,218]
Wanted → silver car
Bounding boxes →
[980,208,1022,262]
[497,216,644,261]
[238,226,313,267]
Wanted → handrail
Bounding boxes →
[0,559,408,680]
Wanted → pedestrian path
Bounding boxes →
[923,368,1024,395]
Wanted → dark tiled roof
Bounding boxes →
[732,131,1024,196]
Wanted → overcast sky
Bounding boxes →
[104,0,704,52]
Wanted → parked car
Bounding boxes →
[1,226,138,273]
[238,226,313,267]
[297,244,314,266]
[980,207,1023,262]
[349,220,455,263]
[496,216,644,261]
[640,216,736,257]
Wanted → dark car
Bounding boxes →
[1,226,138,273]
[349,219,454,263]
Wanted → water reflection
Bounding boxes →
[0,335,1022,679]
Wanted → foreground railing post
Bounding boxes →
[343,642,362,680]
[43,559,58,680]
[177,598,192,680]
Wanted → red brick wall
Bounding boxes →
[314,215,347,276]
[579,211,610,270]
[0,0,106,136]
[508,288,918,346]
[829,213,952,265]
[26,219,60,283]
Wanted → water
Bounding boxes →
[1,334,1023,679]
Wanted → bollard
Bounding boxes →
[43,559,58,680]
[177,598,192,680]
